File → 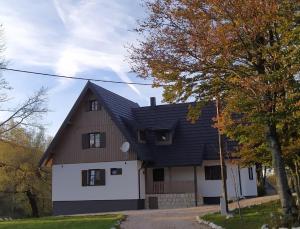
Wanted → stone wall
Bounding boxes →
[145,193,203,209]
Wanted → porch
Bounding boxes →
[144,166,202,209]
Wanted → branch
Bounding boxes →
[0,88,48,135]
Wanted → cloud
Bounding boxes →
[0,0,144,95]
[52,0,142,95]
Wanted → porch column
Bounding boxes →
[193,166,198,206]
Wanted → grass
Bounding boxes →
[201,200,280,229]
[0,214,124,229]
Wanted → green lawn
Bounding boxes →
[201,200,280,229]
[0,214,124,229]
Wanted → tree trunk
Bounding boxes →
[294,161,300,206]
[256,163,263,186]
[26,190,39,217]
[267,124,296,217]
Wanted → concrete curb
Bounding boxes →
[196,216,224,229]
[113,215,127,229]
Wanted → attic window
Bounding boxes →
[155,130,172,145]
[138,130,146,143]
[89,100,100,111]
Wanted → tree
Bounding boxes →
[0,126,51,217]
[0,27,47,136]
[129,0,300,220]
[0,83,47,136]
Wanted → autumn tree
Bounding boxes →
[130,0,300,220]
[0,126,51,217]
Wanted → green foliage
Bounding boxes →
[130,0,300,216]
[268,210,300,228]
[0,126,51,217]
[0,214,123,229]
[202,200,282,229]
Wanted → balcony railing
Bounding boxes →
[147,180,194,194]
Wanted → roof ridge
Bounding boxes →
[89,81,139,107]
[133,101,195,110]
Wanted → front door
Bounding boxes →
[152,168,164,193]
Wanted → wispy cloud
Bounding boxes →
[0,0,144,95]
[53,0,142,95]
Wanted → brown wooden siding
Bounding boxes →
[53,90,137,164]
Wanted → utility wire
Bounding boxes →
[0,67,166,86]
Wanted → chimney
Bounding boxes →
[150,97,156,107]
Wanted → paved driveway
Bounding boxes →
[120,195,278,229]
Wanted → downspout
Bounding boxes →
[138,162,145,200]
[193,166,198,206]
[238,165,243,196]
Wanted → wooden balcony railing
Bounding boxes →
[147,180,194,194]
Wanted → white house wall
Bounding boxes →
[146,161,257,200]
[240,165,257,196]
[198,160,257,199]
[52,160,143,201]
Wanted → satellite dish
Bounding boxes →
[120,142,130,153]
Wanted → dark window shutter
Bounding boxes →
[100,169,106,185]
[100,132,106,148]
[82,134,89,149]
[81,170,88,186]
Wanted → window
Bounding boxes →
[153,168,164,182]
[155,130,172,145]
[89,100,100,111]
[111,168,122,175]
[82,132,106,149]
[248,167,253,180]
[89,133,101,148]
[82,169,105,186]
[205,165,226,180]
[138,130,146,143]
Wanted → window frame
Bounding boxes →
[89,100,100,111]
[89,132,101,148]
[110,168,122,175]
[153,168,164,182]
[138,129,147,143]
[82,132,106,149]
[205,165,226,180]
[82,169,105,186]
[248,167,254,180]
[155,129,172,145]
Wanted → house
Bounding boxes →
[39,81,257,215]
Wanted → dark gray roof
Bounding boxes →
[132,103,221,167]
[40,82,232,167]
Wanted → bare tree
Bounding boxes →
[0,87,48,136]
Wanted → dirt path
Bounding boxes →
[120,195,279,229]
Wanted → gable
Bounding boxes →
[40,83,138,166]
[52,90,137,165]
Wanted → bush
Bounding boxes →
[268,211,300,228]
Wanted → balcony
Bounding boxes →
[146,180,194,194]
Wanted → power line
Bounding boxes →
[0,67,165,86]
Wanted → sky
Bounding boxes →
[0,0,163,136]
